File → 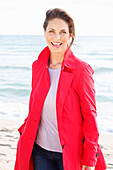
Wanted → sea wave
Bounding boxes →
[0,65,31,71]
[0,87,30,97]
[0,100,28,119]
[87,52,113,56]
[94,67,113,73]
[3,82,30,87]
[96,95,113,102]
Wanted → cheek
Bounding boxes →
[61,36,70,43]
[46,36,52,42]
[45,33,53,42]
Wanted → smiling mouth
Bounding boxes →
[51,42,62,47]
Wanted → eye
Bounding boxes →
[49,30,54,33]
[61,30,67,34]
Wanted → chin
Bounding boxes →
[49,45,67,54]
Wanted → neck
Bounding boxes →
[49,52,64,65]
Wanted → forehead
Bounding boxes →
[47,18,69,30]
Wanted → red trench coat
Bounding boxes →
[14,46,107,170]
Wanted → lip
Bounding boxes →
[51,42,62,48]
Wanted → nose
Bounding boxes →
[54,33,60,39]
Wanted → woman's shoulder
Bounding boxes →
[74,55,94,75]
[32,46,50,72]
[66,49,94,74]
[32,59,39,72]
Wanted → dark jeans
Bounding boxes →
[32,143,64,170]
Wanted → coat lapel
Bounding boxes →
[56,69,74,124]
[56,48,76,127]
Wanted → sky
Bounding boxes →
[0,0,113,36]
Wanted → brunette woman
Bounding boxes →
[14,8,107,170]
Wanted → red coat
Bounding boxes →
[14,46,107,170]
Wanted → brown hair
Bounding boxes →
[43,8,75,48]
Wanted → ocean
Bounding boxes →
[0,35,113,134]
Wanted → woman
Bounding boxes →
[14,8,107,170]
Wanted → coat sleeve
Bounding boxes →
[77,63,99,167]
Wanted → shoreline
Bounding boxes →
[0,118,113,170]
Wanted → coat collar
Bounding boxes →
[38,46,76,70]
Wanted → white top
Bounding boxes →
[35,66,62,152]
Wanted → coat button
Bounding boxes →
[96,153,99,157]
[62,144,65,149]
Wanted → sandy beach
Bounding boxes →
[0,118,113,170]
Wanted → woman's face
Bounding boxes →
[44,18,71,55]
